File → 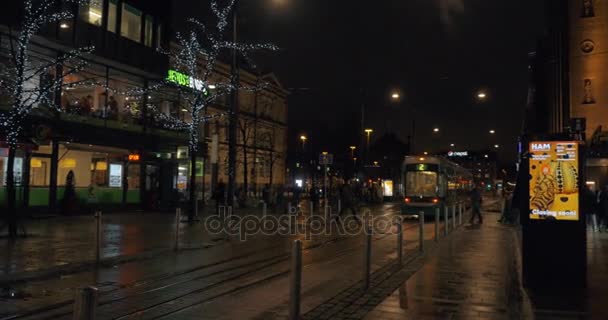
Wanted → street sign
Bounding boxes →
[319,153,333,165]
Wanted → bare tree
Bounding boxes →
[163,0,276,220]
[0,0,93,238]
[238,117,254,201]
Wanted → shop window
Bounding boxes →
[109,163,123,187]
[1,156,23,186]
[30,158,50,186]
[144,16,153,47]
[121,3,142,43]
[107,0,118,33]
[91,158,108,186]
[82,1,103,26]
[127,164,140,189]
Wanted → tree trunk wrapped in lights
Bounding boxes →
[0,0,94,239]
[162,0,276,221]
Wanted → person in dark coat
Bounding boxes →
[599,186,608,232]
[335,182,360,223]
[583,185,598,232]
[214,179,226,215]
[469,185,483,224]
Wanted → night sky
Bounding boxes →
[173,0,547,164]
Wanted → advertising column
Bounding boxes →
[522,141,587,292]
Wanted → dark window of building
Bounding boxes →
[144,15,153,47]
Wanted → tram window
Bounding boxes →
[406,171,437,197]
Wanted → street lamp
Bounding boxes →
[489,130,496,134]
[450,143,455,147]
[300,135,307,151]
[494,144,500,149]
[477,91,487,100]
[433,127,440,133]
[364,129,373,145]
[349,146,356,157]
[391,92,400,100]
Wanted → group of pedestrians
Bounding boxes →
[583,185,608,232]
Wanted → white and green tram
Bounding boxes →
[401,156,473,217]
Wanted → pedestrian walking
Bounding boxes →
[335,182,361,223]
[599,186,608,232]
[583,185,599,232]
[469,185,483,224]
[214,179,226,215]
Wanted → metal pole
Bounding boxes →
[418,211,424,253]
[452,205,456,230]
[444,205,449,236]
[363,225,372,289]
[309,200,314,216]
[95,211,101,264]
[262,201,267,218]
[434,207,439,242]
[459,202,463,225]
[288,201,293,215]
[338,199,342,214]
[174,208,181,251]
[72,286,98,320]
[397,222,403,266]
[289,240,302,320]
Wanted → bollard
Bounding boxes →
[289,240,302,320]
[72,286,98,320]
[363,225,372,289]
[174,208,181,251]
[459,202,463,225]
[338,199,342,214]
[288,202,293,215]
[397,222,403,266]
[444,205,449,236]
[95,211,102,264]
[434,207,440,242]
[309,201,314,216]
[262,202,267,218]
[418,211,425,253]
[452,205,456,230]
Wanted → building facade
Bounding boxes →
[0,0,288,212]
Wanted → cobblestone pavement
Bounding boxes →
[353,212,608,320]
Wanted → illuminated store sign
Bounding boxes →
[447,151,469,157]
[166,69,209,94]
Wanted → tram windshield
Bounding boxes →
[406,171,438,197]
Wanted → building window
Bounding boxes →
[121,3,142,43]
[156,23,163,48]
[107,0,118,33]
[144,16,153,47]
[82,1,103,26]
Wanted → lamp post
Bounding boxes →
[349,146,356,158]
[364,129,373,165]
[300,135,307,151]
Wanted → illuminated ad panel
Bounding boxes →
[529,142,579,221]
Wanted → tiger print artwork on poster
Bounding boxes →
[529,142,580,221]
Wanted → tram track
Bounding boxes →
[6,209,418,320]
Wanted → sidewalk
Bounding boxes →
[355,212,608,320]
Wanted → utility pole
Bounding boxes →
[227,2,239,206]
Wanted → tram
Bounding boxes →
[401,156,473,217]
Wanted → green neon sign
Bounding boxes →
[167,69,208,95]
